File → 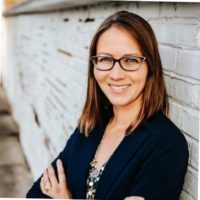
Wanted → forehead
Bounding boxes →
[96,25,142,56]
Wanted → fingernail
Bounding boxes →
[57,159,62,165]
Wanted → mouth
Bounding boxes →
[108,84,131,94]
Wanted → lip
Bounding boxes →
[108,83,131,94]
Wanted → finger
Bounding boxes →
[56,159,67,185]
[40,176,48,195]
[47,165,58,188]
[42,169,51,189]
[40,177,46,194]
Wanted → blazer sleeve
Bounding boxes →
[26,129,76,198]
[126,131,189,200]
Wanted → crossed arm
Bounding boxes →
[40,159,72,198]
[40,159,144,200]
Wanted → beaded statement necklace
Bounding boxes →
[86,124,126,199]
[86,134,107,200]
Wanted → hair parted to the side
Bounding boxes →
[78,10,169,136]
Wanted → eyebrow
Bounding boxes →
[96,52,142,57]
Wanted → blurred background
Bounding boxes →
[0,0,199,199]
[4,0,25,9]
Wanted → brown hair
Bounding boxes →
[78,11,169,136]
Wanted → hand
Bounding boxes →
[40,159,72,199]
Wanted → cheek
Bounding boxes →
[131,66,148,93]
[130,66,148,84]
[93,69,99,82]
[93,68,107,83]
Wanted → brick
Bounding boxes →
[159,2,200,18]
[183,134,198,170]
[61,7,87,21]
[188,139,198,170]
[180,190,196,200]
[164,74,200,109]
[159,45,176,71]
[183,166,198,199]
[89,2,128,20]
[151,21,199,48]
[175,3,200,18]
[197,28,200,48]
[132,2,160,19]
[176,49,200,80]
[159,3,178,18]
[169,100,199,140]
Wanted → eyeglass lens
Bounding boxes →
[92,56,145,71]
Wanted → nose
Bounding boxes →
[109,61,125,80]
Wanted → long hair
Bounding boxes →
[78,11,169,136]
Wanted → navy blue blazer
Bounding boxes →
[26,112,188,200]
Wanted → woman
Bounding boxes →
[26,11,188,200]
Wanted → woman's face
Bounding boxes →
[94,26,148,108]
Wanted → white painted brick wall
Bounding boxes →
[2,2,199,199]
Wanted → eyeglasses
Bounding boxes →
[91,55,146,71]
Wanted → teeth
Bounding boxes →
[109,84,130,93]
[111,85,129,89]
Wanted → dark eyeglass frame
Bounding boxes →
[91,55,146,72]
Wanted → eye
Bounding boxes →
[98,56,113,63]
[124,57,140,64]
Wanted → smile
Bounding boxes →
[108,84,131,94]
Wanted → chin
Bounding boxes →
[108,98,132,107]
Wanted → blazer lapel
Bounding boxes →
[73,119,108,197]
[95,125,150,199]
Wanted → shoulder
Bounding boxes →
[66,127,86,145]
[60,127,87,161]
[66,124,101,147]
[144,112,188,151]
[145,112,179,134]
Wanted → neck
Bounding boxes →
[111,99,142,129]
